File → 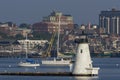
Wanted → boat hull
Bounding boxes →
[18,62,40,67]
[41,59,70,65]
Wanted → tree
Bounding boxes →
[19,23,31,29]
[15,34,24,39]
[32,32,51,40]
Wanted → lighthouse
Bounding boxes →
[72,31,99,76]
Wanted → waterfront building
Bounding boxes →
[99,8,120,35]
[18,39,48,51]
[32,11,74,34]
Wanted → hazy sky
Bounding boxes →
[0,0,120,25]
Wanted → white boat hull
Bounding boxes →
[41,58,70,65]
[18,62,40,67]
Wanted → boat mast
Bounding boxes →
[57,14,61,56]
[25,33,28,59]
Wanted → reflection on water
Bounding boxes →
[0,75,99,80]
[73,76,98,80]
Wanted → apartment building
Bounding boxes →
[32,11,74,34]
[99,8,120,35]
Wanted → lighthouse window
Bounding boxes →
[81,49,83,53]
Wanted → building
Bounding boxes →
[32,11,74,34]
[18,39,48,50]
[99,8,120,35]
[15,28,31,37]
[0,22,17,36]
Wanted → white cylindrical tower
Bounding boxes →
[72,32,99,76]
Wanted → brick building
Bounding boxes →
[32,11,74,34]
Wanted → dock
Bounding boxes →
[0,72,97,76]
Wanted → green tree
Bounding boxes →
[0,32,8,39]
[32,32,51,40]
[19,23,31,29]
[15,34,24,39]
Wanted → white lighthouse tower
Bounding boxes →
[72,31,99,76]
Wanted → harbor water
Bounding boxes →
[0,58,120,80]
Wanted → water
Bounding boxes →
[0,58,120,80]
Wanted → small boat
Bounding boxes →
[18,34,40,67]
[18,59,40,67]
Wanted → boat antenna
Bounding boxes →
[57,14,61,56]
[25,33,28,59]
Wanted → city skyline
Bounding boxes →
[0,0,120,25]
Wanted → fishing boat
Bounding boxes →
[41,14,71,65]
[18,34,40,67]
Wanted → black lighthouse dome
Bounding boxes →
[74,31,88,44]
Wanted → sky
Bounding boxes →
[0,0,120,25]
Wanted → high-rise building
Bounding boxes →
[32,11,74,34]
[99,8,120,35]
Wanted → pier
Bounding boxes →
[0,72,97,76]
